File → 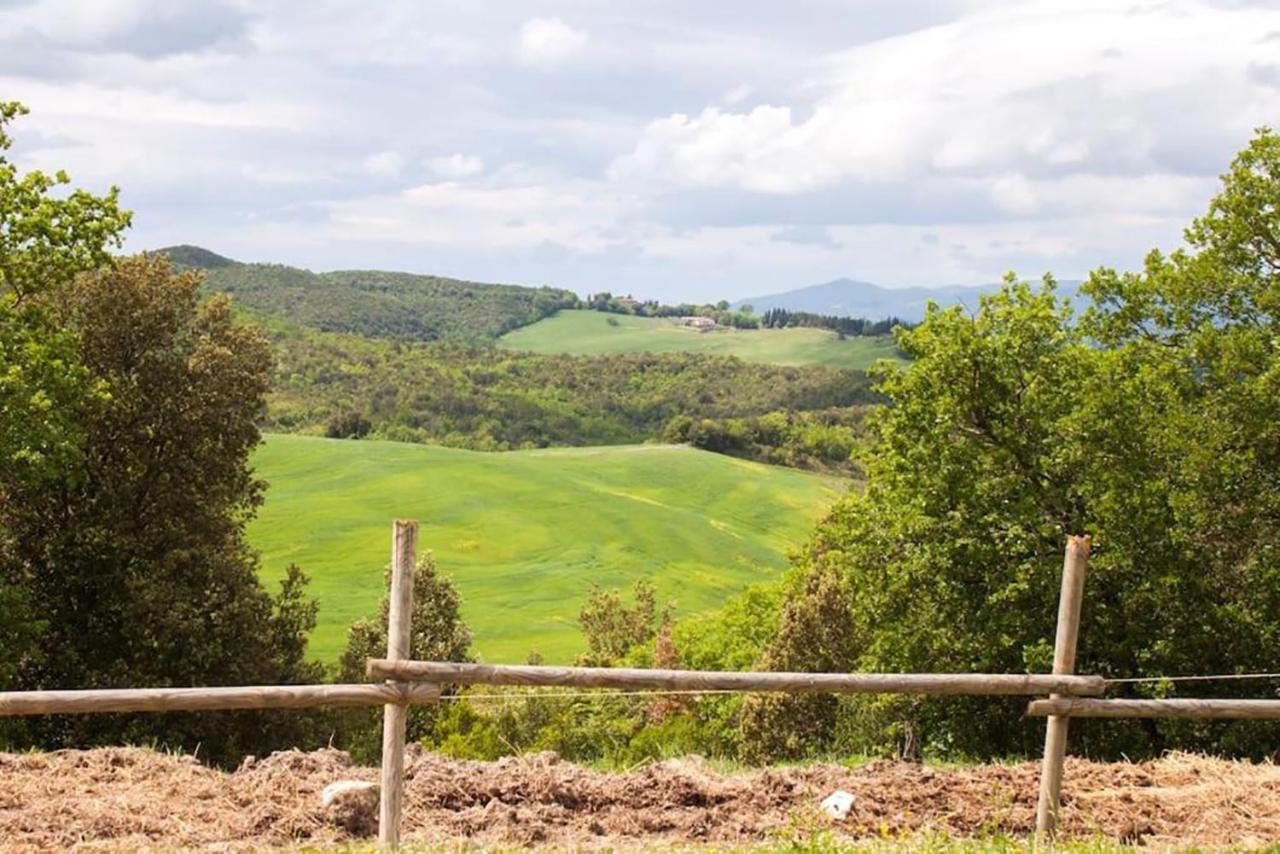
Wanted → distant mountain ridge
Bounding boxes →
[150,245,579,343]
[736,277,1082,323]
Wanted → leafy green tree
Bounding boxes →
[0,101,131,687]
[0,102,130,482]
[576,580,672,666]
[739,563,859,763]
[746,128,1280,762]
[337,553,473,762]
[0,254,322,764]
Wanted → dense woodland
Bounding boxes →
[662,408,868,475]
[163,245,581,344]
[266,324,876,452]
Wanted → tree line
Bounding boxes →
[758,307,909,338]
[266,325,876,451]
[197,261,580,344]
[584,292,763,328]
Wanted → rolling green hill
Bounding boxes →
[249,434,844,663]
[499,310,901,369]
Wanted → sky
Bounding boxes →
[2,0,1280,303]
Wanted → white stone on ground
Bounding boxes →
[820,789,855,821]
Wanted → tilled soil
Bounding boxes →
[1,746,1278,850]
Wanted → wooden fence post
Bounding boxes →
[379,519,417,849]
[1035,534,1091,839]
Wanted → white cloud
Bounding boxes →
[517,17,588,66]
[425,153,485,179]
[325,179,636,252]
[362,151,404,177]
[612,0,1280,195]
[979,172,1215,218]
[612,104,869,194]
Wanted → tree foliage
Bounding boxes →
[662,407,869,474]
[0,255,322,765]
[172,248,579,344]
[584,291,763,328]
[759,307,908,339]
[267,325,876,451]
[741,128,1280,762]
[337,553,473,763]
[0,101,131,485]
[739,564,860,763]
[576,580,672,666]
[428,581,698,766]
[0,102,131,691]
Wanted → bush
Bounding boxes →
[325,410,372,439]
[335,553,472,763]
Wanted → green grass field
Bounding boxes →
[249,434,845,663]
[498,310,901,369]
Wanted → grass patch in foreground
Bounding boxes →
[249,434,844,663]
[498,309,902,369]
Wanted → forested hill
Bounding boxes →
[151,245,880,472]
[152,245,579,343]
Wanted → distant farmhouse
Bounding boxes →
[679,316,716,329]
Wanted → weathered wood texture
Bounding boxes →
[1029,698,1280,720]
[365,660,1106,696]
[1036,534,1092,838]
[0,682,440,716]
[379,519,417,849]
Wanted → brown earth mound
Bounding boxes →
[1,746,1277,850]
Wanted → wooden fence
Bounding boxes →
[3,522,1279,847]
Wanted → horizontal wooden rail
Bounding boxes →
[366,660,1107,696]
[1029,697,1280,720]
[0,682,441,717]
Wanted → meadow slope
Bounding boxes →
[498,309,901,369]
[249,434,845,662]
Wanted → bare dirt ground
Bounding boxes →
[1,746,1278,850]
